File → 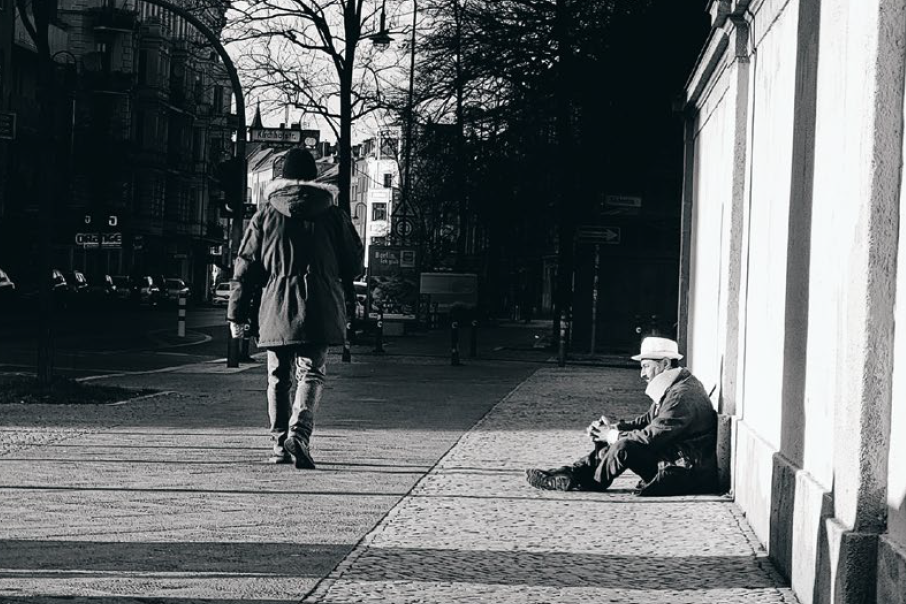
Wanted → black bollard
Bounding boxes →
[451,318,461,366]
[374,309,385,354]
[227,334,240,368]
[469,319,478,358]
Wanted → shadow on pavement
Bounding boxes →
[0,540,348,576]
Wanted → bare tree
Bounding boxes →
[225,0,406,215]
[16,0,59,383]
[406,0,654,318]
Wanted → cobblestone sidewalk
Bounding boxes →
[303,367,800,604]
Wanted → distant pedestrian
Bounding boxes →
[526,337,718,495]
[228,147,364,468]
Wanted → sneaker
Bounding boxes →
[284,436,316,470]
[525,468,572,491]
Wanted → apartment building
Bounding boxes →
[0,0,233,295]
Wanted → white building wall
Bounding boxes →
[739,0,798,452]
[688,64,735,398]
[683,1,906,602]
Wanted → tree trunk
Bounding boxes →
[453,0,467,261]
[34,20,56,384]
[337,69,353,217]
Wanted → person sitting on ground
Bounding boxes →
[526,336,718,496]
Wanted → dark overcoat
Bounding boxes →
[615,368,718,489]
[227,179,364,347]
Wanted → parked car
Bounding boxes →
[0,267,16,300]
[212,282,232,306]
[86,274,116,303]
[164,277,191,303]
[17,269,71,309]
[66,270,90,303]
[133,275,163,307]
[111,275,134,303]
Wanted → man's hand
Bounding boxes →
[589,423,620,445]
[586,415,611,439]
[229,322,247,338]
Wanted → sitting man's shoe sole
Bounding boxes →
[525,468,572,491]
[285,437,316,470]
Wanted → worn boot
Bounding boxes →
[286,408,317,470]
[525,467,574,491]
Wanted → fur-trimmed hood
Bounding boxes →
[265,178,338,219]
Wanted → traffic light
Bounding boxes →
[214,157,245,217]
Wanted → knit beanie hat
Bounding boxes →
[281,147,318,180]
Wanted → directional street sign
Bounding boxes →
[577,225,621,244]
[249,128,301,144]
[249,128,320,148]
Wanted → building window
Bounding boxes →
[213,85,223,113]
[383,173,392,188]
[372,202,387,222]
[138,50,148,84]
[135,110,145,146]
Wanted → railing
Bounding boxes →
[87,5,138,32]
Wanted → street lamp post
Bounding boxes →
[400,0,417,248]
[371,0,417,248]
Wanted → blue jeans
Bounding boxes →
[266,344,329,453]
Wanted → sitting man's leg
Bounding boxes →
[526,443,607,491]
[526,440,659,491]
[592,439,659,490]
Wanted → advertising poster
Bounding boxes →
[367,245,418,321]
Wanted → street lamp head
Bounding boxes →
[371,29,393,50]
[372,0,393,50]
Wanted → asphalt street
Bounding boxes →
[0,305,249,378]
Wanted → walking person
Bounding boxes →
[228,147,364,468]
[526,336,718,495]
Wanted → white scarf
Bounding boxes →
[645,367,684,411]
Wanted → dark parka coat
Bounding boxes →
[227,179,364,348]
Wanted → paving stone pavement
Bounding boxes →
[302,367,800,604]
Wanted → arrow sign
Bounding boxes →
[577,225,621,245]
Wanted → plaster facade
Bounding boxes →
[682,1,906,602]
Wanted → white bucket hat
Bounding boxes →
[631,336,684,361]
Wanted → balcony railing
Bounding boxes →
[87,6,138,33]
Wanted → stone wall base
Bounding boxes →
[821,518,877,604]
[876,534,906,604]
[734,420,888,604]
[716,413,733,494]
